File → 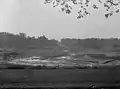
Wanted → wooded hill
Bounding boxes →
[0,32,120,56]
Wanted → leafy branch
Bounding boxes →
[44,0,120,19]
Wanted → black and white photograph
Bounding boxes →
[0,0,120,89]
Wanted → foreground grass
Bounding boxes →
[0,66,119,86]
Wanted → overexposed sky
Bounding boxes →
[0,0,120,40]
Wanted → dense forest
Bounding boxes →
[0,32,59,50]
[61,38,120,52]
[0,32,120,57]
[0,32,64,57]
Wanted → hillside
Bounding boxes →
[0,32,68,57]
[1,32,120,57]
[61,38,120,52]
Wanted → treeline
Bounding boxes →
[61,38,120,52]
[0,32,59,51]
[1,32,120,53]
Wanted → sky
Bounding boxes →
[0,0,120,40]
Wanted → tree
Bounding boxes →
[19,33,26,38]
[44,0,120,19]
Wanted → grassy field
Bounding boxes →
[0,66,119,87]
[0,48,120,88]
